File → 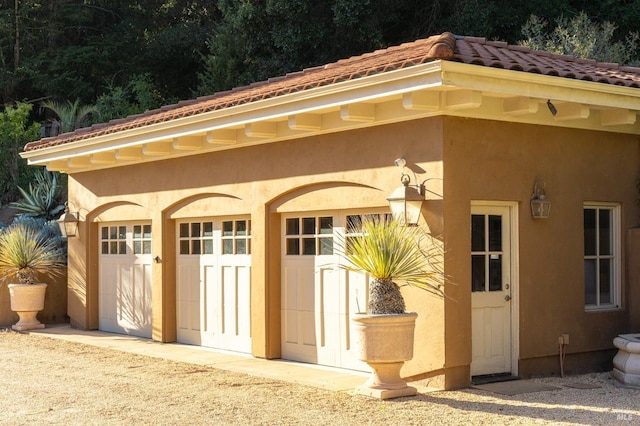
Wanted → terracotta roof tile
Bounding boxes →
[25,32,640,152]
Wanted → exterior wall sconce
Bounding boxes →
[530,180,551,219]
[57,202,79,237]
[386,158,425,226]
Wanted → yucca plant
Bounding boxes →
[340,217,444,314]
[0,224,65,285]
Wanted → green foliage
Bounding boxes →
[41,99,97,134]
[520,12,640,65]
[96,74,166,122]
[337,217,444,314]
[0,223,65,285]
[11,169,65,221]
[0,102,41,204]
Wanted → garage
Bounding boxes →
[176,218,252,353]
[98,222,153,338]
[281,211,386,371]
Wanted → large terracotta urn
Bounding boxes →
[8,283,47,331]
[352,312,418,399]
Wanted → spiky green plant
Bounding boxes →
[340,217,444,314]
[0,224,65,285]
[11,169,65,220]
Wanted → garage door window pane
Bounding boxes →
[180,240,190,255]
[223,239,233,254]
[203,239,213,254]
[320,217,332,234]
[180,223,189,238]
[286,238,299,255]
[236,220,247,236]
[286,218,299,235]
[102,227,109,240]
[223,221,233,237]
[191,223,201,238]
[303,238,316,255]
[303,218,315,235]
[319,237,333,255]
[236,239,247,254]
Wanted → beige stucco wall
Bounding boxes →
[443,116,640,383]
[66,118,446,379]
[64,113,640,390]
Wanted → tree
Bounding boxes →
[0,102,41,204]
[519,12,640,65]
[41,98,97,135]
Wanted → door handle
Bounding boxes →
[505,294,512,302]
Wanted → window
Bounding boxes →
[222,220,251,255]
[101,226,127,255]
[285,216,333,255]
[584,204,620,310]
[179,221,214,255]
[471,214,503,292]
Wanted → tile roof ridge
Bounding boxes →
[458,35,640,73]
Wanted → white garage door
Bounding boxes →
[176,218,252,353]
[281,212,382,371]
[99,223,153,338]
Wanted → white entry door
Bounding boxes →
[281,212,380,372]
[471,205,515,376]
[176,218,252,353]
[99,223,153,338]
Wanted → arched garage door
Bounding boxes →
[176,218,252,353]
[99,222,153,338]
[281,211,386,371]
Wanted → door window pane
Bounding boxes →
[489,255,502,291]
[471,215,485,252]
[472,255,485,292]
[488,215,502,252]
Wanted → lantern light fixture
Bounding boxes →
[386,158,425,226]
[530,179,551,219]
[57,202,79,237]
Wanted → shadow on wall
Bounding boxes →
[0,271,69,327]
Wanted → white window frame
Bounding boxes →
[584,203,621,311]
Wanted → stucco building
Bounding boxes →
[22,33,640,389]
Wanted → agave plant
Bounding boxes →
[11,169,65,220]
[340,217,444,314]
[0,224,65,285]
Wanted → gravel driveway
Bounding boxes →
[0,329,638,425]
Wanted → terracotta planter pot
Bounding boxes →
[8,283,47,331]
[352,312,418,399]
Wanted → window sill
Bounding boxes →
[585,305,621,313]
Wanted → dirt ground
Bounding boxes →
[0,329,638,425]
